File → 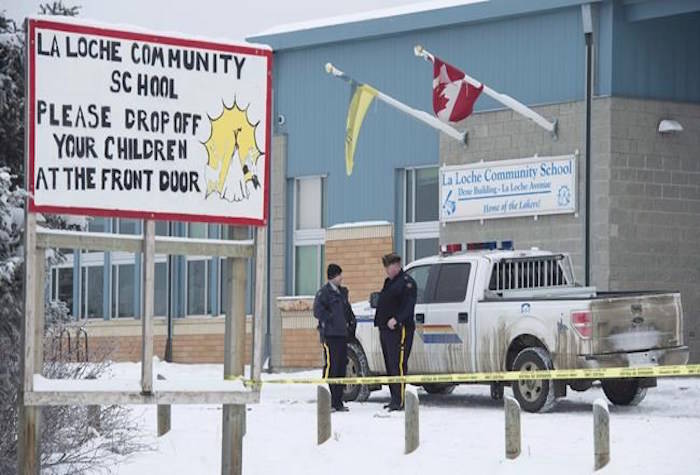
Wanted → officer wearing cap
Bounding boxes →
[313,263,356,412]
[374,253,417,411]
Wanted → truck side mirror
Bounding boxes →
[369,292,380,309]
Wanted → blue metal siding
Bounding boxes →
[612,7,700,102]
[274,7,586,226]
[249,0,599,51]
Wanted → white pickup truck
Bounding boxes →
[344,245,689,412]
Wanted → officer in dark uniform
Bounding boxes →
[313,264,356,412]
[374,253,417,411]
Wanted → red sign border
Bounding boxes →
[27,18,273,227]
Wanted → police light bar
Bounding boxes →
[440,243,463,255]
[440,240,514,255]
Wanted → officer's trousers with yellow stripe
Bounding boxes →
[380,325,415,407]
[322,336,348,408]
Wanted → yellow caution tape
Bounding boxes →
[226,364,700,386]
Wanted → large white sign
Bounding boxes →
[28,18,271,226]
[440,154,577,222]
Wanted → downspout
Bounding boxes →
[582,3,594,287]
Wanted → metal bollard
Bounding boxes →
[404,387,419,455]
[157,374,171,436]
[317,386,331,445]
[505,396,521,459]
[593,399,610,471]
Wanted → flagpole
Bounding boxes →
[414,45,558,138]
[325,63,467,144]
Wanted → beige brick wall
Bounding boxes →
[81,317,252,364]
[278,297,323,369]
[282,329,322,368]
[325,223,394,304]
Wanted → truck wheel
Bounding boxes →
[601,379,647,406]
[511,347,557,413]
[343,342,371,402]
[422,383,457,395]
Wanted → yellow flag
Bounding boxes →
[345,84,377,176]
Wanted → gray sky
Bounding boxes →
[3,0,428,41]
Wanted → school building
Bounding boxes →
[56,0,700,366]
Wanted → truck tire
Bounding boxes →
[511,347,557,413]
[343,342,371,402]
[601,379,647,406]
[422,383,457,395]
[569,379,593,392]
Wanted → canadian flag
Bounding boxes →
[432,56,483,123]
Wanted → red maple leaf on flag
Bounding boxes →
[432,57,483,123]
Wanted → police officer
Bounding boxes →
[313,264,356,412]
[374,253,417,411]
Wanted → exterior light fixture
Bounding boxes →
[658,119,683,134]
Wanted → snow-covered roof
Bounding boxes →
[247,0,598,51]
[329,220,391,230]
[255,0,487,37]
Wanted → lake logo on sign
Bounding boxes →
[557,185,571,207]
[204,100,264,203]
[442,189,456,216]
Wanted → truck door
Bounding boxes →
[421,262,475,373]
[404,264,437,373]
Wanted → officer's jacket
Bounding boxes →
[374,269,417,330]
[313,283,356,338]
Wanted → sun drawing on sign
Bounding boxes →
[203,100,264,203]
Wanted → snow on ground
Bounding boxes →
[95,361,700,475]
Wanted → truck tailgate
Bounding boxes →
[591,293,682,354]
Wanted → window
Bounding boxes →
[87,217,106,233]
[407,238,439,263]
[155,261,168,316]
[57,267,73,312]
[112,264,135,318]
[116,218,138,235]
[188,222,208,239]
[296,177,325,230]
[406,265,432,304]
[187,260,207,315]
[155,221,170,236]
[404,167,439,263]
[433,263,471,303]
[185,223,212,316]
[413,167,439,222]
[295,245,324,296]
[85,266,104,318]
[293,176,326,295]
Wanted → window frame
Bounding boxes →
[292,175,327,296]
[403,166,439,263]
